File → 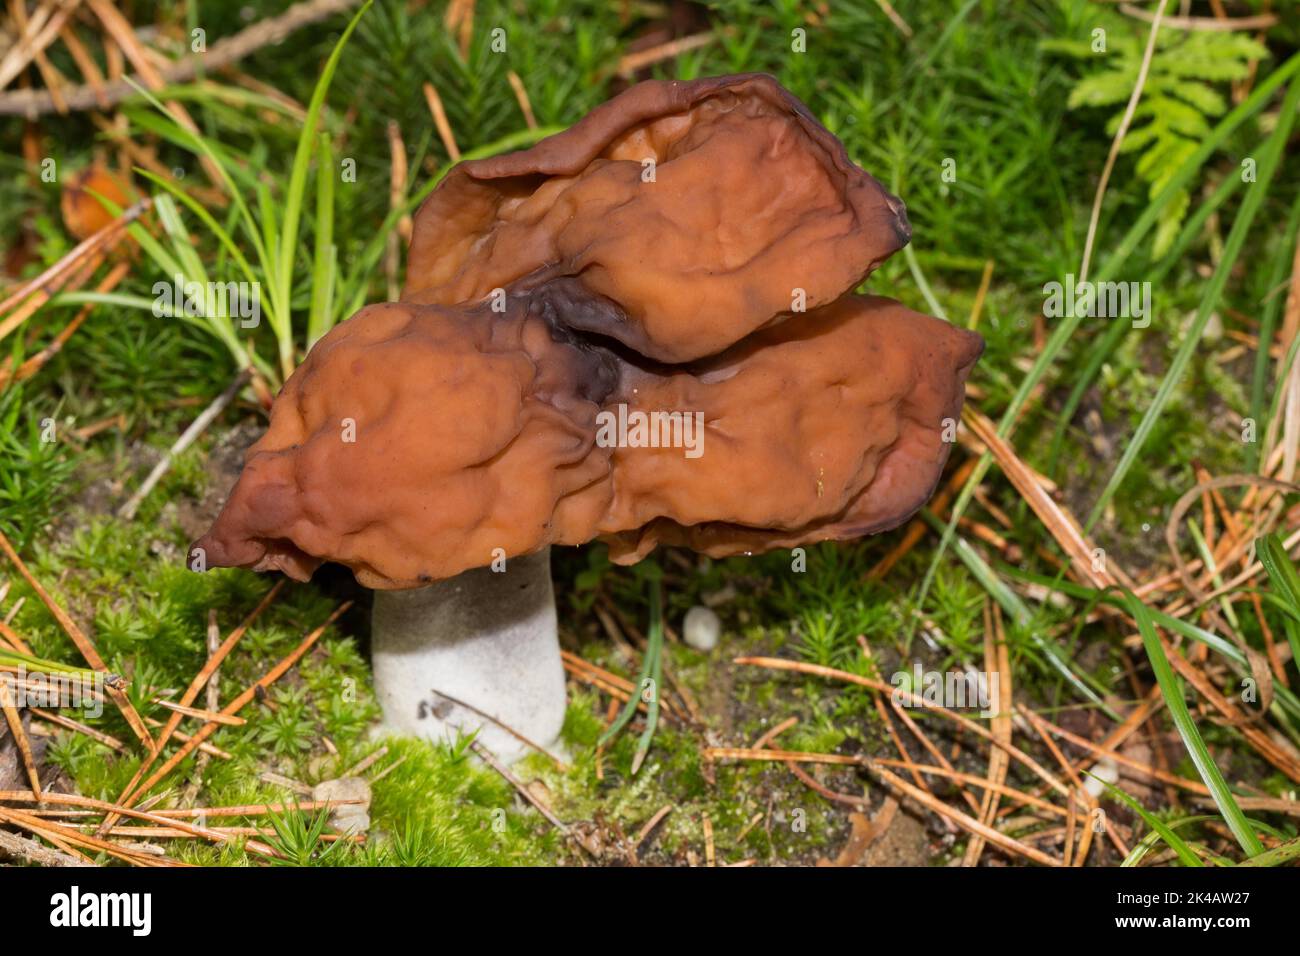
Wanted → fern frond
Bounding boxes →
[1046,13,1268,257]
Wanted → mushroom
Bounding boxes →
[403,73,911,363]
[192,75,982,763]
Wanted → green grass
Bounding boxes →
[2,0,1300,867]
[8,470,559,866]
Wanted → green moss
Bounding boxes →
[4,0,1297,868]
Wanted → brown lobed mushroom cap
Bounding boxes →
[193,293,981,589]
[402,73,910,364]
[192,296,616,587]
[193,74,982,589]
[590,294,983,563]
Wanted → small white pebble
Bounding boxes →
[1083,756,1118,799]
[1204,311,1223,341]
[683,605,721,652]
[311,776,372,836]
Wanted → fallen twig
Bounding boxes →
[0,826,91,867]
[119,601,350,812]
[0,0,363,116]
[431,687,568,770]
[0,680,41,796]
[735,655,1071,798]
[0,790,281,859]
[118,368,252,519]
[0,528,155,751]
[0,198,148,342]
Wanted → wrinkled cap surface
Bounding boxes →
[194,74,981,589]
[193,294,981,589]
[192,297,616,587]
[591,295,983,563]
[403,73,911,363]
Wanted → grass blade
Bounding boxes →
[1257,533,1300,670]
[336,125,563,319]
[1121,589,1264,858]
[999,565,1300,726]
[913,50,1300,628]
[920,511,1117,718]
[1048,167,1248,476]
[1085,79,1300,529]
[308,131,337,350]
[1096,778,1206,867]
[133,168,262,295]
[1248,191,1300,470]
[1237,834,1300,867]
[1257,533,1300,613]
[597,573,663,764]
[631,577,664,775]
[274,0,372,379]
[124,80,274,285]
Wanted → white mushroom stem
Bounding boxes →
[370,547,567,764]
